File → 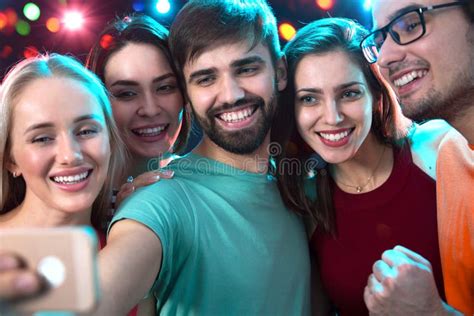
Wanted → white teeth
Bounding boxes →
[394,70,428,87]
[53,171,89,184]
[220,107,253,123]
[319,130,350,142]
[135,126,165,136]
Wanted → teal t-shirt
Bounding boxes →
[111,153,310,315]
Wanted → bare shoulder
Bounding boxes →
[408,119,454,180]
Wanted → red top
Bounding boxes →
[311,144,445,316]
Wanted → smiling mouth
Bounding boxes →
[132,125,168,137]
[393,70,428,88]
[318,129,353,142]
[216,105,258,123]
[51,170,92,185]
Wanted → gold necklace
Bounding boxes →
[336,145,386,193]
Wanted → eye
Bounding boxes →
[78,129,98,137]
[156,84,177,93]
[297,95,318,106]
[112,90,137,100]
[237,66,258,76]
[32,136,53,144]
[341,89,362,99]
[196,76,215,87]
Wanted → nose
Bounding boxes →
[57,135,83,165]
[137,93,163,117]
[217,75,245,105]
[377,35,407,70]
[323,100,343,126]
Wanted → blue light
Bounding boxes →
[363,0,372,11]
[133,1,145,12]
[156,0,171,14]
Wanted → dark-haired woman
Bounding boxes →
[274,18,451,315]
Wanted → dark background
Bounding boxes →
[0,0,373,80]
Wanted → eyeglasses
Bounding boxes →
[360,1,466,64]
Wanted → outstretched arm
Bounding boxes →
[92,219,163,315]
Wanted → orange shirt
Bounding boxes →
[436,130,474,315]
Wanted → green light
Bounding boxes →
[23,3,41,21]
[16,20,31,36]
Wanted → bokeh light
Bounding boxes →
[23,46,39,59]
[46,17,61,33]
[316,0,335,11]
[156,0,171,14]
[5,8,18,27]
[0,45,13,58]
[279,22,296,41]
[363,0,372,11]
[63,11,84,30]
[16,20,31,36]
[23,3,41,21]
[100,34,114,49]
[132,1,145,12]
[0,12,7,30]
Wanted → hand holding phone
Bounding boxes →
[0,226,100,314]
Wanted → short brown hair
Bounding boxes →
[169,0,281,81]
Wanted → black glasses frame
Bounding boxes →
[361,1,467,63]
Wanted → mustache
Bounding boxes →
[388,59,430,77]
[207,96,264,116]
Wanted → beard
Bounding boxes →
[403,31,474,123]
[192,92,278,155]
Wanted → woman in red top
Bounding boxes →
[274,18,450,315]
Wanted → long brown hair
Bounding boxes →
[86,13,190,154]
[273,18,409,234]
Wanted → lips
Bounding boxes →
[132,125,168,137]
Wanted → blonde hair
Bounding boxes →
[0,54,128,229]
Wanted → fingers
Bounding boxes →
[0,254,42,299]
[129,170,174,190]
[372,259,396,283]
[0,270,42,299]
[393,245,430,265]
[115,170,175,208]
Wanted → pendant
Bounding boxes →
[356,186,362,193]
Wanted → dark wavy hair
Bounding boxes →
[86,13,190,154]
[273,18,410,234]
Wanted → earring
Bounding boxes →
[12,171,18,178]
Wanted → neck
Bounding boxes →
[332,134,393,193]
[450,106,474,144]
[128,154,173,178]
[193,134,271,173]
[0,194,92,229]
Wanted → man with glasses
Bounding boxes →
[362,1,473,315]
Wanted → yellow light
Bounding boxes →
[316,0,334,10]
[279,23,296,42]
[46,17,60,33]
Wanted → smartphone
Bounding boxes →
[0,226,100,314]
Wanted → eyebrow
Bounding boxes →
[381,4,422,28]
[296,81,364,94]
[24,114,103,134]
[110,73,176,87]
[188,55,265,84]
